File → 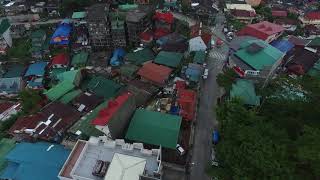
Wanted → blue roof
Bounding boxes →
[27,78,43,88]
[0,142,70,180]
[185,64,202,82]
[24,62,47,77]
[50,22,72,45]
[270,40,294,53]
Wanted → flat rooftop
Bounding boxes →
[59,138,161,180]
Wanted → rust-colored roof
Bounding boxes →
[51,53,69,66]
[9,113,45,135]
[305,11,320,20]
[271,10,287,17]
[137,62,173,86]
[0,102,14,113]
[237,21,284,40]
[231,9,256,17]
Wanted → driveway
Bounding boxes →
[188,13,227,180]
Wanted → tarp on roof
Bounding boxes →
[50,23,72,45]
[27,77,43,88]
[270,40,294,53]
[230,79,260,106]
[24,62,47,77]
[72,11,86,19]
[193,51,206,64]
[235,39,284,70]
[126,109,182,149]
[0,142,70,180]
[104,153,146,180]
[44,80,75,101]
[125,48,155,65]
[189,36,207,52]
[154,51,183,68]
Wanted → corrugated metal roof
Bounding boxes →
[0,138,15,172]
[24,61,47,77]
[230,79,260,106]
[44,80,75,101]
[154,51,183,68]
[137,62,173,86]
[126,109,182,149]
[193,51,206,64]
[59,89,82,104]
[71,51,88,66]
[125,48,155,65]
[83,76,122,99]
[270,40,294,53]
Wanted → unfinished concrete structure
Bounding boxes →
[87,4,112,51]
[110,12,127,47]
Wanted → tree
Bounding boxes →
[216,68,238,92]
[19,89,42,114]
[254,5,273,22]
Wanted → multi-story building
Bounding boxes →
[126,9,151,46]
[110,12,127,47]
[87,4,112,51]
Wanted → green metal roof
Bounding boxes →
[82,76,122,99]
[193,51,206,64]
[0,138,15,172]
[125,48,155,65]
[120,64,139,77]
[69,101,108,137]
[59,89,82,104]
[125,109,182,149]
[50,68,67,79]
[44,80,75,101]
[3,64,25,78]
[307,60,320,78]
[71,52,88,66]
[235,40,284,70]
[119,3,138,11]
[308,37,320,47]
[230,79,260,106]
[72,11,86,19]
[0,19,10,35]
[56,69,81,86]
[154,51,183,68]
[30,30,46,39]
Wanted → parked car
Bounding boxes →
[212,130,219,144]
[203,68,209,79]
[176,144,185,156]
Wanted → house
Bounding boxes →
[156,32,186,46]
[50,21,72,46]
[307,60,320,78]
[9,102,81,142]
[0,102,20,121]
[225,0,255,12]
[2,64,25,78]
[59,89,82,104]
[193,51,206,65]
[0,142,70,180]
[87,4,112,51]
[270,40,294,54]
[30,29,47,59]
[237,21,285,43]
[120,64,139,80]
[126,109,182,149]
[72,24,89,52]
[184,63,203,82]
[286,47,319,75]
[91,92,136,139]
[230,79,260,106]
[305,24,320,36]
[0,77,23,96]
[177,88,197,121]
[82,75,122,99]
[154,51,183,68]
[137,62,173,87]
[271,9,288,17]
[72,11,86,22]
[0,138,15,171]
[274,18,297,32]
[140,31,154,45]
[0,19,12,54]
[153,11,174,39]
[230,9,256,24]
[110,12,126,47]
[72,92,103,113]
[299,11,320,26]
[126,80,159,107]
[306,37,320,50]
[172,12,200,38]
[50,53,70,68]
[126,9,152,46]
[71,51,88,68]
[58,137,162,180]
[24,61,48,89]
[125,48,155,65]
[189,36,207,52]
[288,35,311,47]
[228,39,285,83]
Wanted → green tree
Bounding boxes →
[19,89,42,114]
[254,5,273,22]
[216,68,238,92]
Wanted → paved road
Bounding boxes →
[11,19,63,25]
[189,13,227,180]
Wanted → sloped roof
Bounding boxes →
[8,113,45,137]
[154,51,183,68]
[50,23,72,45]
[235,39,284,70]
[72,11,86,19]
[56,69,81,84]
[305,11,320,20]
[0,77,22,93]
[287,48,319,75]
[24,62,47,77]
[3,64,25,78]
[308,60,320,78]
[270,40,294,53]
[0,19,10,35]
[237,21,284,40]
[185,63,202,82]
[71,51,88,66]
[153,11,174,24]
[231,9,256,17]
[91,92,132,126]
[137,62,173,86]
[120,64,139,77]
[30,30,46,39]
[0,102,14,113]
[271,10,287,17]
[125,48,155,65]
[193,51,206,64]
[44,80,75,101]
[83,76,122,99]
[0,138,15,172]
[126,109,182,149]
[288,35,310,46]
[59,89,82,104]
[307,37,320,47]
[104,153,146,180]
[189,36,207,52]
[230,79,260,106]
[51,54,69,66]
[0,142,70,180]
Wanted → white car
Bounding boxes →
[202,68,209,79]
[176,144,185,156]
[211,39,215,48]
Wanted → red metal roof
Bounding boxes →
[137,62,173,86]
[51,53,69,66]
[8,113,45,135]
[237,21,284,40]
[0,102,14,113]
[140,31,153,43]
[231,9,256,17]
[305,11,320,20]
[201,32,212,46]
[154,28,171,39]
[177,89,196,121]
[91,92,132,126]
[175,80,186,90]
[153,11,174,24]
[272,10,287,17]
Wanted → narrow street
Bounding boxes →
[189,12,227,180]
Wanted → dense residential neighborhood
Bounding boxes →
[0,0,319,180]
